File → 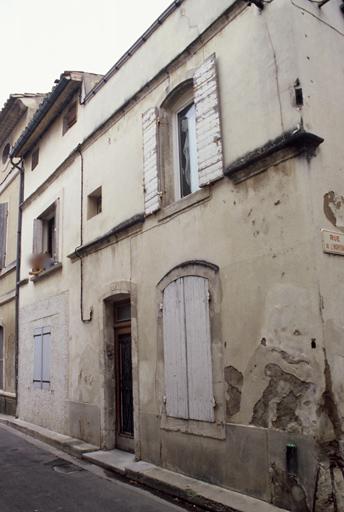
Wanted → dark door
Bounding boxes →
[114,301,134,452]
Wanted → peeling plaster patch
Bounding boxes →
[270,347,309,366]
[324,191,344,232]
[271,463,310,512]
[224,366,243,419]
[251,363,313,431]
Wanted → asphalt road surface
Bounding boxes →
[0,424,186,512]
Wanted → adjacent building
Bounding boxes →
[8,0,344,510]
[0,93,44,414]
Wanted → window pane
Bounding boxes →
[116,303,131,322]
[178,103,199,198]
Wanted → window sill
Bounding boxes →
[0,260,16,279]
[161,413,225,440]
[30,262,62,283]
[158,187,210,222]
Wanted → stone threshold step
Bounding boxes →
[0,414,97,458]
[84,449,289,512]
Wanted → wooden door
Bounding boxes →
[114,301,134,452]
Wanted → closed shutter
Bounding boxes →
[0,203,8,269]
[142,107,161,216]
[193,54,224,187]
[33,328,43,389]
[163,279,188,419]
[184,276,214,421]
[32,219,43,254]
[42,329,51,390]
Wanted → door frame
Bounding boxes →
[101,283,140,457]
[114,301,134,452]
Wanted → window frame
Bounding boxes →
[32,198,60,274]
[156,261,225,439]
[87,186,102,220]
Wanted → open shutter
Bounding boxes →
[33,218,43,254]
[42,329,51,390]
[54,198,60,261]
[163,279,188,419]
[142,107,161,216]
[193,54,224,187]
[184,276,214,422]
[33,328,43,389]
[0,203,8,269]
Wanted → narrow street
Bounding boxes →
[0,425,185,512]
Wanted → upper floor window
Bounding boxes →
[31,147,39,171]
[62,100,77,135]
[142,54,224,216]
[175,98,199,199]
[30,199,60,275]
[0,203,8,270]
[2,143,10,165]
[87,186,102,219]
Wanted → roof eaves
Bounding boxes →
[11,73,83,157]
[84,0,185,103]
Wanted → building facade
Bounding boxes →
[0,93,44,415]
[11,0,344,510]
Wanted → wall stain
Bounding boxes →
[251,363,312,430]
[224,366,243,419]
[271,463,310,512]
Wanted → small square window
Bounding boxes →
[31,147,39,170]
[87,187,102,220]
[62,100,77,135]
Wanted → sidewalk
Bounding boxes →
[0,414,288,512]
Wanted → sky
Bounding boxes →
[0,0,172,107]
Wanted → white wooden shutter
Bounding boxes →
[42,329,51,390]
[0,203,8,268]
[33,218,43,254]
[33,328,43,389]
[142,107,161,216]
[184,276,214,422]
[163,279,188,419]
[54,199,60,261]
[193,54,224,187]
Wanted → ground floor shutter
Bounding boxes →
[33,327,51,390]
[42,329,51,390]
[183,276,214,422]
[0,203,8,268]
[0,327,4,390]
[33,329,43,389]
[193,54,224,187]
[163,279,188,419]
